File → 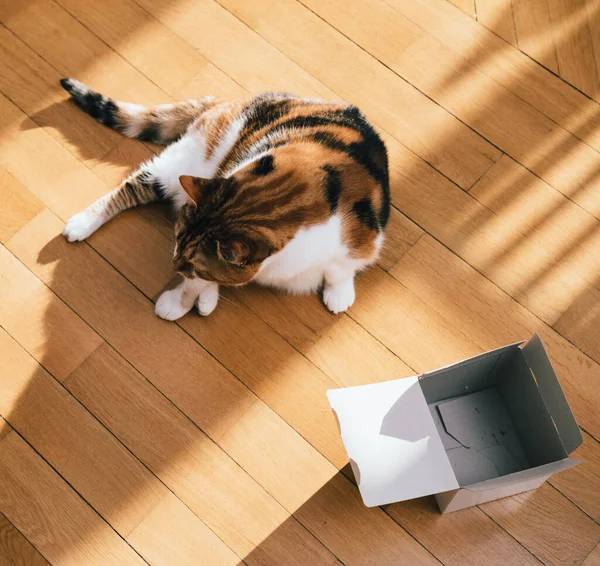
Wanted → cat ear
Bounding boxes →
[216,237,272,267]
[179,175,214,206]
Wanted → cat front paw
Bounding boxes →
[323,280,355,314]
[196,282,219,316]
[155,288,194,321]
[63,210,104,242]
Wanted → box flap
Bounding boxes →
[465,458,581,491]
[521,335,583,453]
[419,341,524,403]
[327,377,459,507]
[420,341,524,380]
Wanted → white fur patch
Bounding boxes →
[155,277,215,321]
[196,282,219,316]
[146,116,247,209]
[323,279,355,313]
[119,102,148,138]
[254,215,374,296]
[63,210,105,241]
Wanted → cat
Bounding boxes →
[60,78,390,321]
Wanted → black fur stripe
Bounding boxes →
[60,78,119,129]
[252,154,275,176]
[243,103,390,227]
[353,198,379,231]
[238,96,294,146]
[378,178,391,228]
[322,165,342,213]
[312,131,390,229]
[137,123,162,144]
[138,170,167,200]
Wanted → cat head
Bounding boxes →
[172,174,275,286]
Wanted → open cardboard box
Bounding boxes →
[327,335,583,513]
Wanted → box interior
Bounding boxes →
[422,346,569,487]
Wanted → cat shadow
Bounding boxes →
[37,235,64,265]
[22,99,159,168]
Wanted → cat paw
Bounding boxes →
[323,281,355,314]
[196,282,219,316]
[155,288,194,321]
[63,210,103,242]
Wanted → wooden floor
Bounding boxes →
[1,0,600,564]
[454,0,600,102]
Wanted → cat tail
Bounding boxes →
[60,78,215,145]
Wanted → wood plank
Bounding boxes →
[386,497,541,566]
[383,0,600,153]
[585,2,600,91]
[303,0,600,215]
[549,432,600,523]
[127,493,240,566]
[0,327,165,536]
[480,483,600,565]
[584,543,600,566]
[547,0,600,100]
[378,208,424,271]
[476,0,518,46]
[384,131,600,336]
[218,0,500,189]
[0,420,10,443]
[512,0,559,73]
[0,167,43,244]
[0,23,121,166]
[0,93,110,219]
[54,0,210,97]
[238,285,414,387]
[65,342,335,564]
[350,266,482,371]
[0,0,170,106]
[469,154,600,325]
[292,473,438,566]
[177,293,348,467]
[447,0,474,17]
[554,285,600,365]
[0,429,144,565]
[0,244,103,381]
[299,0,425,62]
[0,512,49,566]
[134,0,343,97]
[51,0,243,101]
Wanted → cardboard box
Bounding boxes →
[327,335,582,513]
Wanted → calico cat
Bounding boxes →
[60,78,390,320]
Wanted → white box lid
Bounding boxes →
[327,376,459,507]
